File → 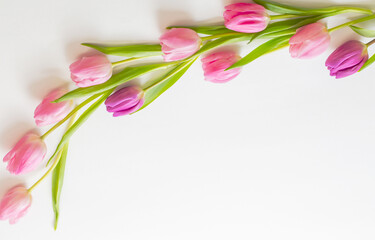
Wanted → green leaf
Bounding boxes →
[56,62,176,102]
[47,92,111,165]
[137,58,196,112]
[196,34,251,56]
[82,43,162,57]
[228,35,291,69]
[52,143,69,230]
[167,25,234,35]
[253,0,372,15]
[350,25,375,38]
[360,53,375,71]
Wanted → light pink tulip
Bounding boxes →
[289,22,331,59]
[160,28,201,62]
[3,132,47,175]
[201,51,241,83]
[70,55,112,87]
[224,3,270,33]
[0,186,32,224]
[34,88,74,126]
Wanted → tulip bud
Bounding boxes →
[289,22,331,59]
[3,132,47,175]
[0,186,32,224]
[69,55,112,87]
[224,3,270,33]
[105,86,145,117]
[325,40,368,79]
[34,87,74,127]
[160,28,201,62]
[201,51,241,83]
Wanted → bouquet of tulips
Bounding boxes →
[1,0,375,229]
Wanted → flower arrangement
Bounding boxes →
[1,0,375,229]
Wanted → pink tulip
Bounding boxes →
[224,3,270,33]
[70,55,112,87]
[3,132,47,175]
[0,186,32,224]
[105,86,145,117]
[325,40,368,79]
[201,51,241,83]
[160,28,201,62]
[289,22,331,59]
[34,88,74,127]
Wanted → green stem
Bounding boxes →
[270,14,301,20]
[201,32,247,41]
[46,90,112,166]
[111,57,147,67]
[366,38,375,46]
[329,14,375,33]
[40,93,102,140]
[28,112,78,192]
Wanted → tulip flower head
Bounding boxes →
[34,87,74,127]
[289,22,331,59]
[0,186,32,224]
[70,55,112,87]
[160,28,201,62]
[325,40,368,79]
[224,3,270,33]
[201,51,241,83]
[3,132,47,175]
[105,86,145,117]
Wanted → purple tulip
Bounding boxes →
[105,86,145,117]
[325,40,368,79]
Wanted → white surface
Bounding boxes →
[1,0,375,239]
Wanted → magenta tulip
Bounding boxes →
[201,51,241,83]
[34,87,74,126]
[0,186,32,224]
[325,40,368,79]
[3,132,47,175]
[289,22,331,59]
[105,86,145,117]
[160,28,201,62]
[70,55,112,87]
[224,3,270,33]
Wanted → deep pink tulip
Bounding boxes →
[0,186,32,224]
[34,87,74,127]
[224,3,270,33]
[105,86,145,117]
[3,132,47,175]
[201,51,241,83]
[160,28,201,62]
[325,40,368,79]
[289,22,331,59]
[70,55,112,87]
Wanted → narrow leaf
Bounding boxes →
[56,62,176,102]
[360,53,375,71]
[228,35,291,69]
[82,43,162,57]
[350,25,375,38]
[196,34,251,56]
[52,143,69,230]
[253,0,312,15]
[167,25,234,35]
[137,59,196,112]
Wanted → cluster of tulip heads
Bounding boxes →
[1,1,375,226]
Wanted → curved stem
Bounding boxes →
[28,112,78,192]
[329,14,375,33]
[40,93,101,140]
[111,56,147,67]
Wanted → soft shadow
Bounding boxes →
[0,177,24,199]
[157,10,194,32]
[28,76,70,100]
[0,123,36,149]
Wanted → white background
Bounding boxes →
[1,0,375,239]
